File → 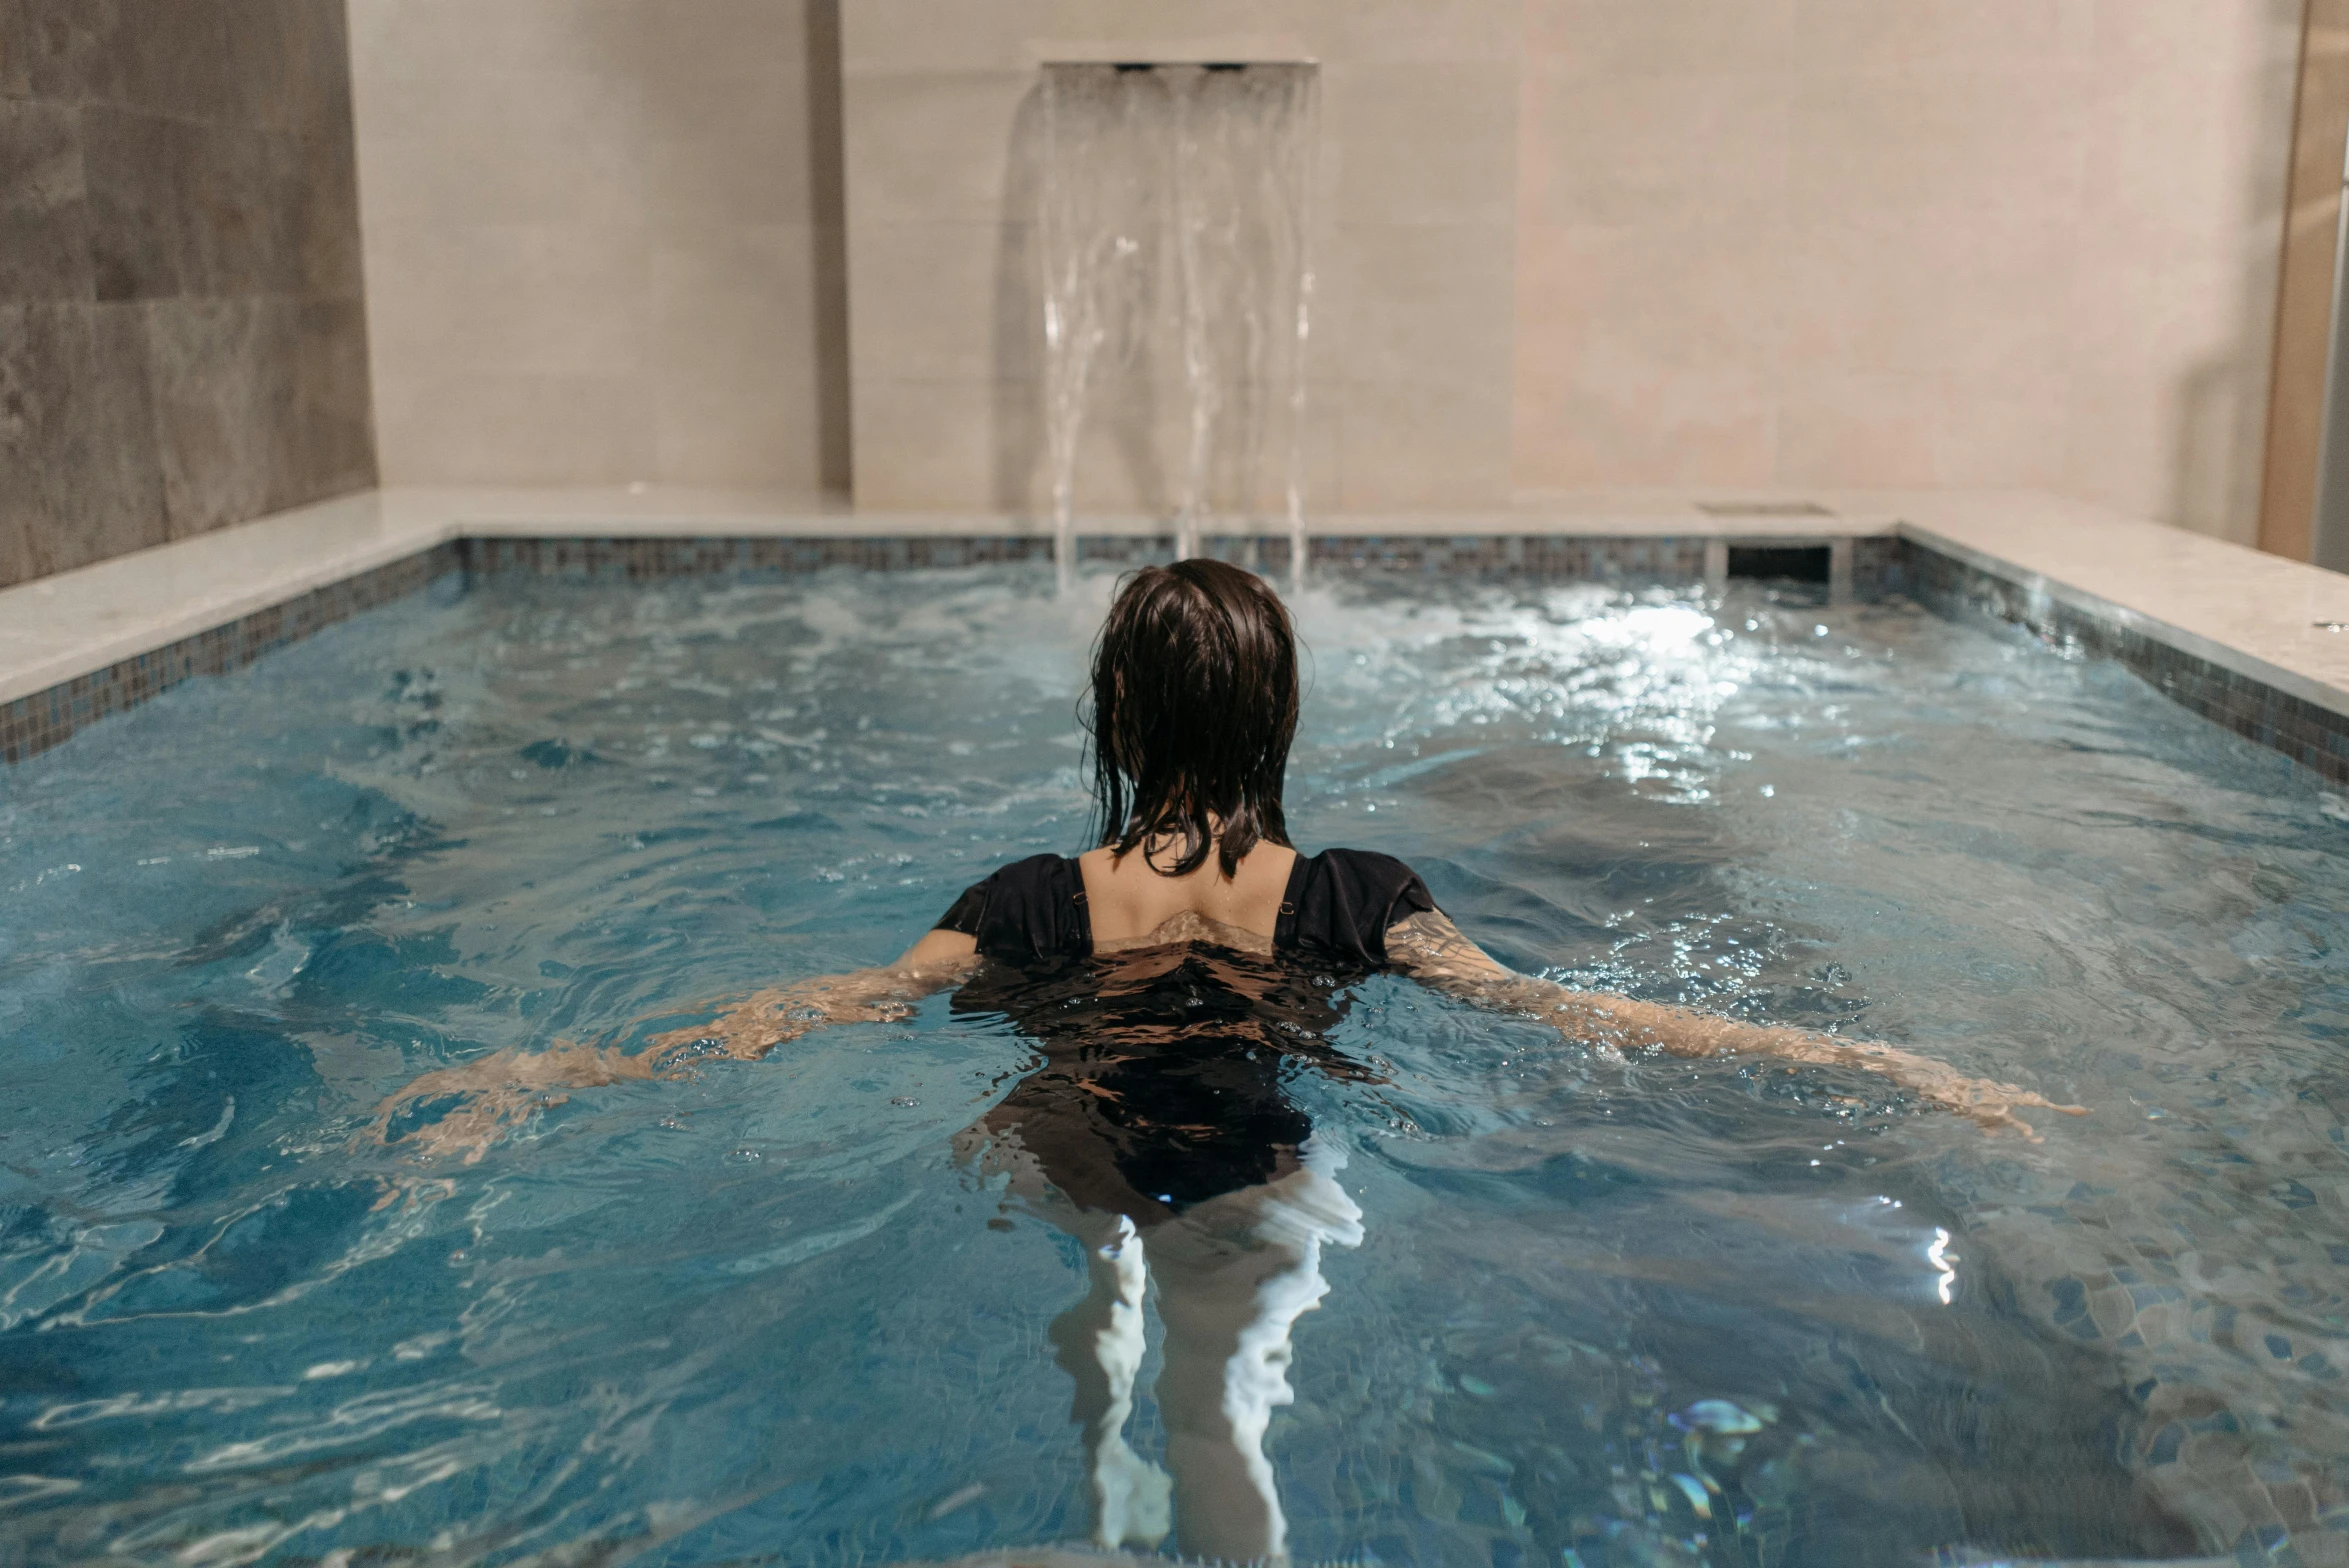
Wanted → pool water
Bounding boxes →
[3,565,2346,1567]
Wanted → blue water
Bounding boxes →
[3,566,2347,1566]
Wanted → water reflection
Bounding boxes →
[952,947,1373,1561]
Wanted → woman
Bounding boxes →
[377,560,2078,1560]
[598,560,2071,1132]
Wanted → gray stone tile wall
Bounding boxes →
[0,0,375,589]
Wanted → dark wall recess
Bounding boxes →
[0,0,376,589]
[1726,544,1832,584]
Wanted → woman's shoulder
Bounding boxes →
[1291,846,1432,903]
[936,851,1075,900]
[948,852,1082,916]
[933,853,1087,964]
[987,851,1082,884]
[1281,846,1441,964]
[1295,845,1418,879]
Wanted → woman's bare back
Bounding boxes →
[1078,840,1298,955]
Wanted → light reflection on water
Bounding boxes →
[0,565,2344,1565]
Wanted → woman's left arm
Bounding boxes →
[1384,909,2084,1139]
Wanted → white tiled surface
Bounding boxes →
[6,487,2349,731]
[0,488,796,705]
[1892,491,2349,720]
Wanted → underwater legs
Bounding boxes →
[1150,1155,1365,1565]
[1047,1212,1173,1551]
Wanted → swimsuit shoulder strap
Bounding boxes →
[933,853,1090,967]
[1277,847,1440,967]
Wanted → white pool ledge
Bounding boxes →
[4,485,2349,727]
[1888,491,2349,723]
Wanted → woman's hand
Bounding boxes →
[1386,909,2086,1140]
[1542,996,2087,1140]
[366,931,982,1164]
[1740,1028,2087,1141]
[367,1039,655,1164]
[365,986,898,1165]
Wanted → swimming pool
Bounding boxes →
[2,563,2344,1565]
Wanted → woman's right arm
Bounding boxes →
[1383,908,2083,1139]
[641,927,981,1063]
[369,929,982,1162]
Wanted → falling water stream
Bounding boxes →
[1039,63,1318,590]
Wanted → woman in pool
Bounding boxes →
[377,560,2077,1560]
[607,560,2071,1131]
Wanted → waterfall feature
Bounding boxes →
[1038,62,1318,589]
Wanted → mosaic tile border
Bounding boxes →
[6,530,2345,785]
[458,533,1725,580]
[458,535,1054,577]
[0,544,459,765]
[1908,545,2349,783]
[1851,534,1907,600]
[1313,534,1708,578]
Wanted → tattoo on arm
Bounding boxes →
[1386,909,1513,982]
[1387,911,1632,1034]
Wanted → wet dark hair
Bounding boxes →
[1085,559,1298,878]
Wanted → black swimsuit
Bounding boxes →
[933,848,1439,1223]
[932,847,1440,969]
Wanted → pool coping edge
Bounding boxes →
[5,490,2346,783]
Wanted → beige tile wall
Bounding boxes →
[1514,0,2303,544]
[348,0,848,490]
[838,0,1523,514]
[348,0,2298,542]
